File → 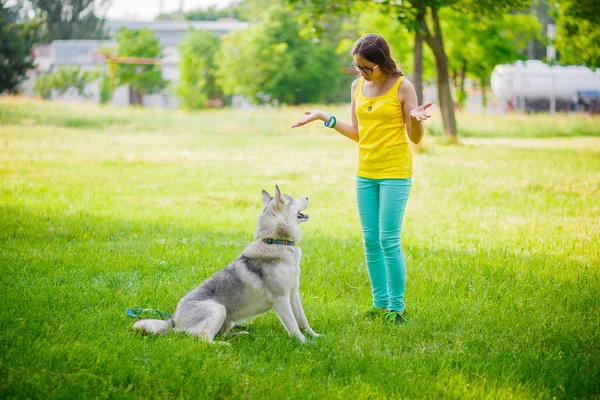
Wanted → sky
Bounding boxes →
[103,0,234,21]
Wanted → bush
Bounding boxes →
[34,66,100,99]
[99,73,112,104]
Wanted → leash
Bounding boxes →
[126,308,255,334]
[126,308,171,320]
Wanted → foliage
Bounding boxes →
[555,0,600,69]
[215,3,353,105]
[290,0,534,136]
[99,72,112,104]
[0,1,39,94]
[32,72,52,98]
[34,66,100,98]
[177,29,222,110]
[526,0,553,61]
[157,4,247,21]
[185,5,244,21]
[443,9,540,108]
[23,0,109,43]
[115,28,168,96]
[346,8,437,83]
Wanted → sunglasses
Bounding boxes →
[351,61,378,75]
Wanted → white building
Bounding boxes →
[22,19,249,108]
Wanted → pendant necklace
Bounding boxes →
[368,75,388,112]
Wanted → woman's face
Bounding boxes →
[353,54,381,81]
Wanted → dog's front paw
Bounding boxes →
[294,332,307,343]
[305,328,322,338]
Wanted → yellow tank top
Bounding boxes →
[354,76,412,179]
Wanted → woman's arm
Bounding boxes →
[291,79,360,143]
[398,79,432,144]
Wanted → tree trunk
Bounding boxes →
[480,77,488,113]
[452,70,460,109]
[422,2,457,137]
[460,60,467,94]
[452,69,458,90]
[413,0,425,105]
[458,59,467,109]
[413,30,424,104]
[434,48,457,136]
[129,85,143,106]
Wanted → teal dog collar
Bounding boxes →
[262,238,296,246]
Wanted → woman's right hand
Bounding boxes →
[291,110,326,128]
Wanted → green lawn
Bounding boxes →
[1,98,599,399]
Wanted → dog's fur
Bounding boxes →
[133,186,319,343]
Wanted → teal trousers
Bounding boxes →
[356,176,411,312]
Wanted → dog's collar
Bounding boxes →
[261,238,296,246]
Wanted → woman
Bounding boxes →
[292,33,432,323]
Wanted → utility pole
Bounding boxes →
[547,24,557,115]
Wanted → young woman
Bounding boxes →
[292,33,432,323]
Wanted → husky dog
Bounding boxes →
[133,185,320,343]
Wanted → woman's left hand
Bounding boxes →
[410,102,433,121]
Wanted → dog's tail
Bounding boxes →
[133,318,174,335]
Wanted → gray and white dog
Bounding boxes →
[133,185,320,343]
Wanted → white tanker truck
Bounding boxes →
[490,60,600,113]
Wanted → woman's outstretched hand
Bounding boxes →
[291,110,324,128]
[410,102,433,121]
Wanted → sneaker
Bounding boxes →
[385,310,407,324]
[364,306,387,319]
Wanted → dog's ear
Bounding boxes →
[262,189,272,206]
[275,185,289,206]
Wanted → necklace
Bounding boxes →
[368,75,388,112]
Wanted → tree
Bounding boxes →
[0,1,39,94]
[351,8,437,83]
[443,9,540,110]
[184,6,233,21]
[156,3,247,21]
[177,29,222,110]
[291,0,532,137]
[555,0,600,69]
[115,28,168,106]
[22,0,109,43]
[215,3,353,105]
[388,0,531,137]
[411,0,457,136]
[527,0,553,60]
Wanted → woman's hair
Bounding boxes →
[351,34,403,77]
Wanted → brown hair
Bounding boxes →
[351,34,403,77]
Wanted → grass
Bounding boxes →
[2,96,599,138]
[1,97,599,399]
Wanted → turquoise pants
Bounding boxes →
[356,176,411,312]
